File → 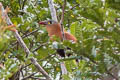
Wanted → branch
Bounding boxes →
[1,3,30,57]
[14,31,31,57]
[30,77,47,80]
[70,4,79,10]
[60,0,66,25]
[22,0,27,9]
[0,3,52,80]
[22,72,37,80]
[48,0,67,75]
[60,0,66,41]
[48,0,58,22]
[11,29,38,47]
[105,68,118,80]
[30,58,51,80]
[32,42,48,53]
[3,29,38,55]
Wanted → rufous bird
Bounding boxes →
[39,20,77,57]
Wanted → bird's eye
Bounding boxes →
[48,22,51,24]
[47,21,53,25]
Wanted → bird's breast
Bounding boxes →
[46,27,62,40]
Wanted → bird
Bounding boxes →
[39,20,77,57]
[39,20,77,42]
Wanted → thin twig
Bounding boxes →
[60,0,66,25]
[11,29,38,46]
[22,0,27,9]
[3,29,38,55]
[30,76,47,80]
[60,0,66,41]
[22,72,37,80]
[106,68,118,80]
[32,42,48,53]
[70,4,79,10]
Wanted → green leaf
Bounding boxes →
[62,74,70,80]
[70,21,81,40]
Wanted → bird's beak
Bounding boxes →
[39,21,47,25]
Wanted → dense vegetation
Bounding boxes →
[0,0,120,80]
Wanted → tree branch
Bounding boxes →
[22,72,37,80]
[48,0,58,22]
[22,0,27,9]
[60,0,66,41]
[12,29,38,46]
[70,4,79,10]
[30,58,52,80]
[48,0,67,75]
[60,0,66,25]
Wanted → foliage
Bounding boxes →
[0,0,120,80]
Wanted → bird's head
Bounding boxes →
[39,20,57,26]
